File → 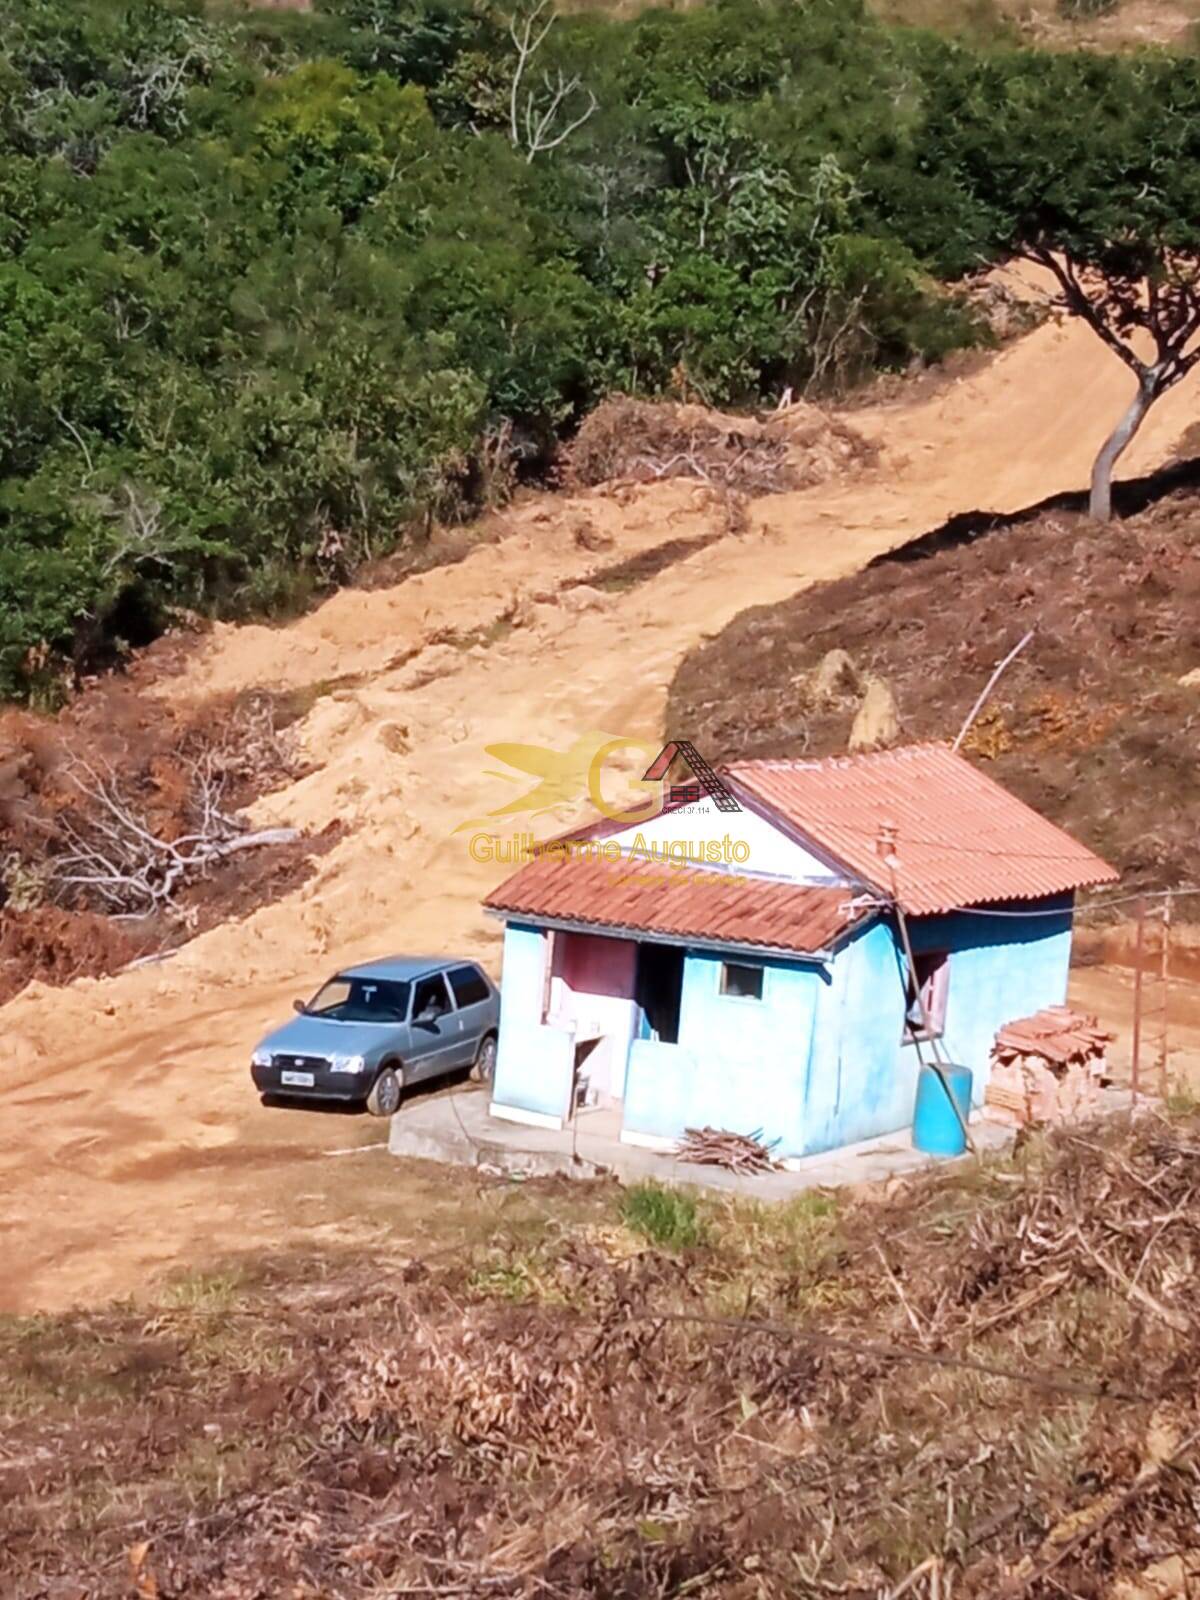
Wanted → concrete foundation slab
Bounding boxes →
[387,1084,1035,1197]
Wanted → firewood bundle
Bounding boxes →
[677,1126,781,1174]
[984,1005,1113,1129]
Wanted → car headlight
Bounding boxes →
[251,1048,273,1068]
[329,1053,367,1074]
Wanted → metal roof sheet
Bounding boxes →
[726,743,1118,916]
[483,854,861,955]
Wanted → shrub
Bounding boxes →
[0,0,1011,698]
[619,1182,705,1249]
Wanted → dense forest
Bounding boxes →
[1,0,1197,698]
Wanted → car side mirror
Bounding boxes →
[293,999,307,1015]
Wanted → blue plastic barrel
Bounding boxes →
[912,1062,973,1157]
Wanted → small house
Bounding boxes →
[481,744,1117,1164]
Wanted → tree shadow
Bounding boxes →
[872,452,1200,568]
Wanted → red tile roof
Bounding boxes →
[726,743,1118,916]
[483,853,861,954]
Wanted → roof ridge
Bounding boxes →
[724,741,953,774]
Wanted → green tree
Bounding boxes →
[916,50,1200,520]
[0,0,996,697]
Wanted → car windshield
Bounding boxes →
[305,976,410,1023]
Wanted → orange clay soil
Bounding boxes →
[1,262,1197,1314]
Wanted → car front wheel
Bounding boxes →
[471,1034,497,1084]
[366,1065,402,1117]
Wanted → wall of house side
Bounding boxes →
[798,894,1076,1157]
[907,894,1075,1096]
[490,922,575,1127]
[621,949,822,1159]
[603,797,844,883]
[801,919,917,1157]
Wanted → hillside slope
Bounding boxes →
[668,488,1200,896]
[0,281,1197,1313]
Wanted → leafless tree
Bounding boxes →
[508,0,597,164]
[53,754,297,919]
[802,288,873,398]
[100,482,172,577]
[122,17,227,133]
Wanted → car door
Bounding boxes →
[448,964,494,1065]
[407,972,460,1081]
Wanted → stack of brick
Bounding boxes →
[984,1005,1113,1128]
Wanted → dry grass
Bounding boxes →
[4,1114,1200,1597]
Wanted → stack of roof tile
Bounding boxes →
[985,1006,1114,1128]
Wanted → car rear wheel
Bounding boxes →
[471,1033,497,1084]
[366,1065,402,1117]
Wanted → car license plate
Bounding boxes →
[281,1069,315,1088]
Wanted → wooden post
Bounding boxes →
[1131,897,1144,1108]
[1159,890,1172,1100]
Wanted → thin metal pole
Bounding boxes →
[1131,896,1144,1108]
[1159,889,1172,1100]
[952,629,1035,753]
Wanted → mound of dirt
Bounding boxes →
[0,907,147,1004]
[565,396,876,495]
[666,489,1200,904]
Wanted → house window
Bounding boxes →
[904,951,949,1042]
[720,961,764,1000]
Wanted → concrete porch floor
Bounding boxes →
[387,1083,1026,1196]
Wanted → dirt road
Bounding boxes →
[2,294,1197,1313]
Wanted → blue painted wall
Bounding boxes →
[495,893,1074,1155]
[798,893,1075,1156]
[907,895,1074,1097]
[623,950,821,1159]
[491,922,574,1123]
[801,917,917,1156]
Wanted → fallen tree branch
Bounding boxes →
[997,1424,1200,1598]
[52,756,298,918]
[677,1126,781,1173]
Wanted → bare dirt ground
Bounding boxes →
[2,266,1198,1315]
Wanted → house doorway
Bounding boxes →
[546,931,638,1103]
[635,943,684,1044]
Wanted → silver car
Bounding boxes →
[250,955,499,1116]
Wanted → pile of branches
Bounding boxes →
[566,397,796,495]
[565,396,873,501]
[50,752,298,918]
[892,1125,1200,1344]
[4,691,302,923]
[677,1125,782,1173]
